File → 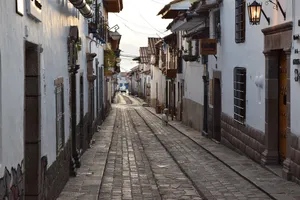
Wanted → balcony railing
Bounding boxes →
[88,1,108,43]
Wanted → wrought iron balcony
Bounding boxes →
[88,0,108,43]
[88,13,108,43]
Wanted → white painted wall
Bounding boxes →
[291,0,300,136]
[181,37,204,105]
[0,0,107,176]
[219,0,292,132]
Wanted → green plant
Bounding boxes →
[86,0,93,5]
[104,48,116,68]
[76,38,82,51]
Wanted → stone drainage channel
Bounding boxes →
[97,95,273,200]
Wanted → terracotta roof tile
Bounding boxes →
[139,47,149,64]
[148,38,160,55]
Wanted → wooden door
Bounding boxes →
[156,82,158,107]
[180,82,184,121]
[213,78,221,141]
[279,51,287,161]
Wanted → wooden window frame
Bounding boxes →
[233,67,246,124]
[54,77,65,153]
[235,0,246,43]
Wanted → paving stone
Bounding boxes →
[136,107,271,200]
[57,108,117,200]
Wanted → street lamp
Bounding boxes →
[247,0,276,25]
[247,1,262,25]
[110,31,122,41]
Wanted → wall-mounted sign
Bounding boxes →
[200,39,217,55]
[16,0,24,16]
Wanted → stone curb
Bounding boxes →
[57,108,116,200]
[143,107,279,200]
[96,108,117,200]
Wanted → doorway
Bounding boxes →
[180,81,184,121]
[24,41,41,199]
[79,73,84,150]
[213,78,221,141]
[279,51,287,162]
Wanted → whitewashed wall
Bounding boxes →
[291,0,300,136]
[220,0,292,132]
[182,38,204,105]
[0,0,99,176]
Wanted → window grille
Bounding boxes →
[235,0,246,43]
[55,82,65,151]
[234,67,246,123]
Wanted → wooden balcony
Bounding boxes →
[103,0,123,13]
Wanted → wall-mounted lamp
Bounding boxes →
[295,69,300,82]
[247,1,270,25]
[248,0,286,25]
[110,31,122,41]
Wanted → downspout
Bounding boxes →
[69,0,94,18]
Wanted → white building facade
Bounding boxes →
[0,0,123,199]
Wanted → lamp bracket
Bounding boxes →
[109,24,120,31]
[261,9,271,25]
[266,0,286,20]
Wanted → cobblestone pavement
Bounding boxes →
[57,94,300,200]
[135,108,272,200]
[98,104,202,200]
[57,108,116,200]
[144,106,300,200]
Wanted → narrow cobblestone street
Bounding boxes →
[57,93,300,200]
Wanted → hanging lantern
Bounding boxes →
[247,1,262,25]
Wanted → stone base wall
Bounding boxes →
[182,98,203,132]
[76,113,90,153]
[290,133,300,184]
[42,138,72,200]
[221,113,265,163]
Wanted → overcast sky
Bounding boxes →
[108,0,172,72]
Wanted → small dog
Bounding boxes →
[162,108,168,126]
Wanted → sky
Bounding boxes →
[108,0,172,72]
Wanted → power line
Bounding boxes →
[118,19,164,36]
[139,13,166,36]
[148,0,166,4]
[114,14,166,32]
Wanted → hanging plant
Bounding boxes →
[104,48,116,68]
[76,37,82,51]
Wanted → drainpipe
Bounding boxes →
[69,0,94,18]
[202,55,209,137]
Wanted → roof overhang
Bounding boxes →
[170,15,206,32]
[194,0,222,13]
[183,26,209,39]
[103,0,123,13]
[132,57,140,62]
[158,0,196,19]
[163,33,177,44]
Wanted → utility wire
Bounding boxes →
[118,19,164,36]
[114,13,166,32]
[139,13,166,36]
[148,0,166,4]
